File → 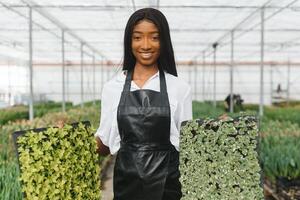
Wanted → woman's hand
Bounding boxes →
[96,137,110,156]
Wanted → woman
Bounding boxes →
[95,8,192,200]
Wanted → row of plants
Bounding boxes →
[259,120,300,199]
[259,135,300,181]
[0,101,73,126]
[0,106,28,126]
[0,161,21,200]
[271,100,300,108]
[193,101,300,126]
[240,102,300,126]
[0,103,101,162]
[0,103,102,200]
[1,100,299,199]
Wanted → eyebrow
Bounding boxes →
[132,31,159,34]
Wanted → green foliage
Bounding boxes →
[2,100,300,199]
[192,101,300,185]
[259,118,300,183]
[259,135,300,182]
[0,106,101,162]
[193,101,300,127]
[17,123,101,200]
[0,161,22,200]
[0,101,73,126]
[0,106,28,125]
[192,101,225,119]
[0,105,101,200]
[260,119,300,137]
[272,100,300,107]
[73,100,101,108]
[264,107,300,126]
[180,116,264,200]
[242,103,300,126]
[34,101,73,117]
[192,101,257,120]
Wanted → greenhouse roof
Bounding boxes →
[0,0,300,64]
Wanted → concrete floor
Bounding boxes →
[101,156,115,200]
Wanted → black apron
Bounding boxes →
[113,68,182,200]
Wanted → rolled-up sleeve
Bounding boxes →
[95,85,111,146]
[179,85,193,127]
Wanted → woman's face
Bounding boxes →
[131,20,160,68]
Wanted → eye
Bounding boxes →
[152,35,159,41]
[133,35,141,40]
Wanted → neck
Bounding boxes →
[133,64,159,80]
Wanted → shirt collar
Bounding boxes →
[148,70,159,81]
[116,69,160,82]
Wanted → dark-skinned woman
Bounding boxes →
[95,8,192,200]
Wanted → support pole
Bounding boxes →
[188,65,192,96]
[202,51,205,101]
[230,30,234,113]
[93,54,96,106]
[101,57,104,98]
[287,59,290,106]
[270,65,273,105]
[212,43,218,108]
[61,30,66,112]
[80,43,84,108]
[66,61,69,102]
[28,6,34,120]
[259,7,265,117]
[7,61,11,106]
[194,58,197,101]
[106,62,109,81]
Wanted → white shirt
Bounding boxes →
[95,70,192,155]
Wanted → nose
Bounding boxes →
[141,38,151,50]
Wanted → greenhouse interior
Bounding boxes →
[1,0,300,199]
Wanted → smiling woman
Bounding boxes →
[95,8,192,200]
[131,20,161,88]
[132,20,160,66]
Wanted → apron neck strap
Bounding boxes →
[159,68,167,94]
[123,69,132,92]
[123,68,168,94]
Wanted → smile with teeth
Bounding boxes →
[140,52,153,59]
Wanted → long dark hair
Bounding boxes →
[123,8,177,76]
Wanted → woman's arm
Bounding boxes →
[96,136,110,156]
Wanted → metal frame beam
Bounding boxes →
[92,54,96,106]
[1,60,299,67]
[212,43,218,108]
[230,31,234,113]
[62,29,66,112]
[3,4,300,10]
[259,7,265,117]
[195,0,298,59]
[20,0,107,60]
[2,28,300,33]
[80,42,84,108]
[202,51,206,101]
[28,6,34,120]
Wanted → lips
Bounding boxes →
[139,52,153,59]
